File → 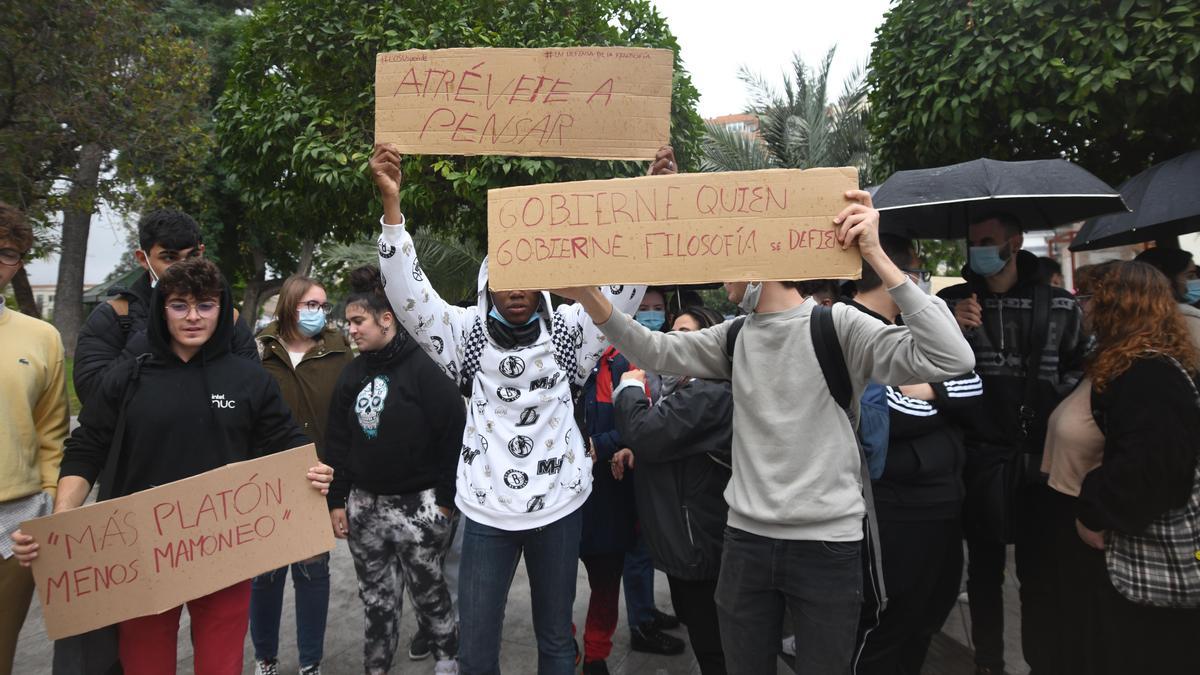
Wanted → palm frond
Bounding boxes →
[320,229,484,305]
[700,122,771,172]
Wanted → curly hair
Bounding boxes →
[1086,260,1199,390]
[157,257,223,303]
[0,202,34,253]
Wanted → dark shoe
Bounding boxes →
[408,630,431,661]
[631,623,685,655]
[582,660,610,675]
[649,608,681,630]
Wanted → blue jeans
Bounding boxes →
[623,534,656,629]
[715,527,862,675]
[249,553,331,668]
[458,508,582,675]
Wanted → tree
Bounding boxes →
[702,48,871,177]
[868,0,1200,186]
[321,228,485,306]
[215,0,705,321]
[0,0,211,352]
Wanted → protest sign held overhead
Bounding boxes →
[20,445,333,640]
[486,168,862,290]
[375,47,673,159]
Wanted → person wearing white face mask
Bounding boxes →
[74,209,259,407]
[250,275,353,675]
[937,212,1088,675]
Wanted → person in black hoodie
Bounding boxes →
[73,209,257,407]
[847,236,983,674]
[610,306,734,675]
[10,257,332,675]
[324,265,465,675]
[938,213,1086,675]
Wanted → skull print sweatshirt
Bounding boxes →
[378,216,645,530]
[323,332,466,510]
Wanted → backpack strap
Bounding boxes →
[809,303,889,649]
[724,316,746,359]
[107,297,133,338]
[97,354,150,502]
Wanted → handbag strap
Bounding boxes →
[97,355,149,502]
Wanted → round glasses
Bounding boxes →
[298,301,334,315]
[0,248,22,267]
[165,301,220,319]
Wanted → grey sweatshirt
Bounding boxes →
[600,280,976,541]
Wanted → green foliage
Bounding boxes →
[703,48,870,177]
[215,0,705,266]
[0,0,212,246]
[918,239,966,276]
[868,0,1200,185]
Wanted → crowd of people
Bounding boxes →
[0,140,1197,675]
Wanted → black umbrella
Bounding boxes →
[1069,150,1200,251]
[874,158,1127,239]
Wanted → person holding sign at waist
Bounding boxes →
[370,143,673,674]
[10,258,334,675]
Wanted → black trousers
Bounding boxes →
[857,517,963,675]
[965,484,1058,674]
[666,575,726,675]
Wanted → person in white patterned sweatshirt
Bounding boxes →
[371,144,676,674]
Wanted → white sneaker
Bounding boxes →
[254,659,279,675]
[781,636,796,657]
[434,658,459,674]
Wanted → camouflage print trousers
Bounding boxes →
[347,487,459,672]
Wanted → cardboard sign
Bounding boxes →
[21,445,333,640]
[375,47,673,159]
[486,168,862,290]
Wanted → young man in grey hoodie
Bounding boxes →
[555,190,975,675]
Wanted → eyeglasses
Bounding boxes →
[902,268,933,282]
[165,301,220,318]
[0,248,22,266]
[298,301,334,315]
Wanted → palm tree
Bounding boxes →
[321,227,485,305]
[702,47,870,177]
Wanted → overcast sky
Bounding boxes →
[24,0,893,286]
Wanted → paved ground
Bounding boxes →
[14,539,1026,674]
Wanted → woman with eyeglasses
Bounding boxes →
[249,275,353,675]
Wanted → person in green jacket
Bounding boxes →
[250,274,354,675]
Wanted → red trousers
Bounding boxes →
[581,553,624,662]
[118,580,250,675]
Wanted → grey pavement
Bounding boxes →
[15,540,1024,674]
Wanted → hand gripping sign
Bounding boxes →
[375,47,673,160]
[20,445,333,640]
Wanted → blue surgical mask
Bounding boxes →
[297,308,326,337]
[634,310,666,331]
[1184,279,1200,304]
[489,307,540,328]
[968,244,1012,278]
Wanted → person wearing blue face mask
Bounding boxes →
[1134,247,1200,351]
[250,274,353,675]
[938,212,1088,675]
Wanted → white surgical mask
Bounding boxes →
[738,282,763,314]
[137,250,160,288]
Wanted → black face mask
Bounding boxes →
[487,314,542,349]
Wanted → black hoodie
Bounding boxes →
[74,272,259,407]
[937,250,1086,451]
[323,333,465,510]
[59,283,309,498]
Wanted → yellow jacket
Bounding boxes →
[0,308,68,501]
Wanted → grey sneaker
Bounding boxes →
[254,659,279,675]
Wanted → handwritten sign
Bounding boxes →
[375,47,673,159]
[486,168,862,290]
[20,445,333,640]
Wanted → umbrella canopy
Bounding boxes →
[1069,150,1200,252]
[874,158,1127,239]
